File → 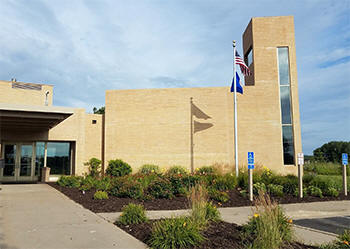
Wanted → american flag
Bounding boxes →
[235,51,251,76]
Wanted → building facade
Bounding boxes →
[0,16,301,182]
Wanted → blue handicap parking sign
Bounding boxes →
[248,152,254,169]
[342,153,348,165]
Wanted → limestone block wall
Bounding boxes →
[105,87,234,172]
[0,80,53,106]
[49,111,103,176]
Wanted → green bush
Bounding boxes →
[210,173,237,191]
[166,174,200,196]
[147,177,174,199]
[93,190,108,200]
[310,175,341,193]
[253,182,266,195]
[195,166,216,175]
[307,186,323,197]
[205,202,221,222]
[84,158,101,177]
[275,175,298,195]
[119,203,147,225]
[293,187,308,197]
[149,217,204,249]
[57,176,82,188]
[208,188,229,203]
[94,176,112,191]
[326,187,339,197]
[106,159,132,177]
[237,171,248,188]
[139,164,160,175]
[267,184,284,197]
[109,176,144,199]
[79,175,97,191]
[166,166,188,176]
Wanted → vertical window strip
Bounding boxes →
[277,47,295,165]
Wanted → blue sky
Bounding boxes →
[0,0,349,154]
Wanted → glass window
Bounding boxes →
[282,126,295,165]
[245,47,253,66]
[47,142,71,175]
[280,86,292,124]
[35,142,45,176]
[278,47,295,165]
[278,47,290,85]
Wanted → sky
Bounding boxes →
[0,0,349,154]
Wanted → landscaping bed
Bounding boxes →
[117,220,319,249]
[48,182,350,213]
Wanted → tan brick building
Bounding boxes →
[0,16,301,182]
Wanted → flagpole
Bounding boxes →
[233,40,239,177]
[190,97,194,173]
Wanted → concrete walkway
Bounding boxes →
[0,184,147,249]
[99,200,350,246]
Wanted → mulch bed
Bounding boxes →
[117,220,320,249]
[48,182,350,213]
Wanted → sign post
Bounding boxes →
[248,152,254,202]
[297,153,304,198]
[342,153,348,196]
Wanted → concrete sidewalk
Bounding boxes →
[0,184,147,249]
[99,200,350,246]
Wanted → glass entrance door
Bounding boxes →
[19,144,34,180]
[1,143,35,182]
[3,144,16,179]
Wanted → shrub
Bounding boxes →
[210,174,237,191]
[57,176,82,188]
[84,158,101,177]
[208,188,229,203]
[93,190,108,200]
[119,203,147,225]
[260,167,276,185]
[94,176,112,191]
[106,159,132,177]
[293,187,308,197]
[79,175,97,191]
[326,187,339,197]
[195,166,216,175]
[139,164,160,175]
[148,217,204,249]
[311,175,340,193]
[205,202,221,222]
[237,171,248,188]
[166,166,188,176]
[267,184,284,197]
[307,186,323,197]
[243,192,293,249]
[109,176,144,199]
[147,177,174,199]
[253,182,266,195]
[276,175,298,195]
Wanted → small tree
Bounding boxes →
[84,158,102,177]
[93,106,105,114]
[313,141,350,163]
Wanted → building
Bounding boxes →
[0,16,301,183]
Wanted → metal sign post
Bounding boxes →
[248,152,254,202]
[297,153,304,198]
[342,153,348,196]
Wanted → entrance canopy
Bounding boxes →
[0,103,74,131]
